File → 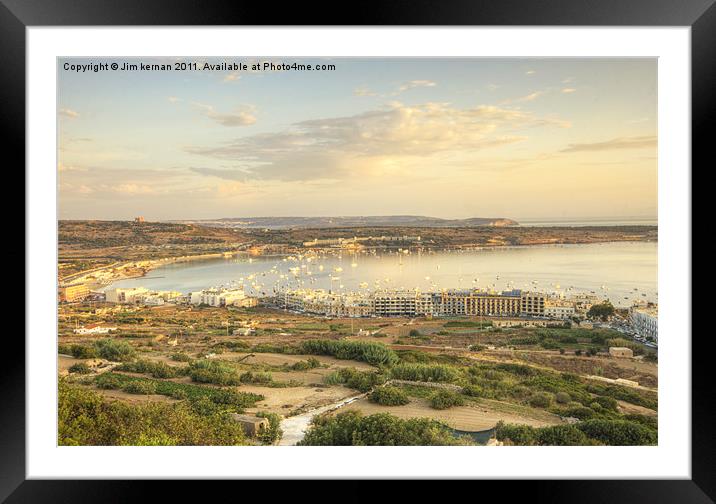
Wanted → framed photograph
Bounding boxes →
[7,0,708,499]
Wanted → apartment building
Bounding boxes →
[58,283,89,303]
[435,289,521,316]
[373,290,433,317]
[520,292,546,316]
[544,299,576,319]
[630,306,658,342]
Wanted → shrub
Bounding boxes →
[644,352,658,363]
[561,406,595,420]
[535,425,591,446]
[171,353,192,362]
[188,359,241,386]
[239,371,273,384]
[299,339,399,367]
[116,359,180,379]
[69,344,98,359]
[555,392,571,404]
[409,329,421,337]
[623,414,658,430]
[528,392,554,408]
[255,412,283,444]
[462,384,486,398]
[430,390,465,410]
[495,363,536,377]
[577,419,657,445]
[95,339,136,362]
[495,421,537,445]
[323,368,387,392]
[58,380,249,446]
[298,411,472,446]
[122,381,157,395]
[289,357,321,371]
[68,362,92,374]
[593,396,619,412]
[95,373,124,390]
[94,373,262,410]
[390,363,459,383]
[369,386,410,406]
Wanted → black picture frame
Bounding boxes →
[3,0,707,500]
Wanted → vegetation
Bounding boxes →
[288,357,321,371]
[429,390,465,410]
[60,343,98,359]
[496,418,656,446]
[94,373,263,411]
[528,392,554,408]
[390,363,459,383]
[239,371,274,385]
[59,380,250,446]
[299,339,399,367]
[443,320,492,328]
[369,386,410,406]
[95,339,137,362]
[324,368,388,392]
[298,411,473,446]
[188,359,241,386]
[588,301,615,321]
[122,380,157,395]
[116,359,184,379]
[255,411,283,445]
[68,362,92,374]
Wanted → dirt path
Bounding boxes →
[278,393,367,446]
[337,397,562,431]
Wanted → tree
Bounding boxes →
[587,302,615,321]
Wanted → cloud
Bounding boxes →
[59,166,192,198]
[59,108,79,118]
[167,96,182,103]
[58,162,87,173]
[560,136,657,153]
[354,87,378,97]
[526,70,536,75]
[191,102,257,127]
[626,117,651,124]
[189,167,251,181]
[561,88,577,93]
[501,91,543,104]
[224,72,241,82]
[396,80,437,93]
[355,80,437,98]
[186,101,568,182]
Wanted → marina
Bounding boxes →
[104,241,657,307]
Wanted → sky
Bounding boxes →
[58,57,657,221]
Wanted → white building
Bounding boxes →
[74,324,117,335]
[630,306,658,343]
[544,300,576,320]
[373,290,433,317]
[189,288,253,307]
[105,287,150,304]
[105,287,181,305]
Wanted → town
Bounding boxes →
[62,283,658,347]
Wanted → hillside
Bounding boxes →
[59,220,249,248]
[173,215,519,229]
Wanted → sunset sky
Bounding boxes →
[58,58,657,221]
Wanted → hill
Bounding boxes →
[172,215,519,229]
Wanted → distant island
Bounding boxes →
[170,215,519,229]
